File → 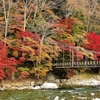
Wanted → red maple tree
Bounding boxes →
[83,32,100,60]
[0,41,18,79]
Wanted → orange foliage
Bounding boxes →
[19,71,30,78]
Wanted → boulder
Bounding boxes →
[41,82,58,89]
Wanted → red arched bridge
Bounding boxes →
[52,60,100,68]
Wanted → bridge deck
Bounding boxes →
[52,60,100,68]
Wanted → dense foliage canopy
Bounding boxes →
[0,0,100,79]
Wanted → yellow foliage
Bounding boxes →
[77,46,94,60]
[12,51,18,57]
[61,31,75,44]
[38,37,61,63]
[74,30,88,44]
[29,57,53,78]
[21,45,33,53]
[23,37,39,47]
[41,51,52,61]
[30,66,49,78]
[44,62,52,70]
[6,38,20,48]
[73,17,84,26]
[46,9,59,19]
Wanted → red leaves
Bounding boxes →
[9,66,17,72]
[83,32,100,51]
[18,57,26,63]
[8,57,18,65]
[0,47,8,60]
[83,32,100,60]
[60,18,74,32]
[19,31,33,38]
[12,47,20,51]
[74,50,83,60]
[34,50,39,56]
[53,18,74,33]
[0,41,18,79]
[17,31,40,58]
[52,18,75,60]
[19,31,40,42]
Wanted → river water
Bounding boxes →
[0,86,100,100]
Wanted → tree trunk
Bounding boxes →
[99,69,100,74]
[11,72,15,80]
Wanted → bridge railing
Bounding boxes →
[52,60,100,68]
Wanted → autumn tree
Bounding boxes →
[0,0,99,78]
[83,32,100,60]
[52,17,82,61]
[72,0,100,33]
[6,30,61,78]
[1,0,12,38]
[0,40,18,80]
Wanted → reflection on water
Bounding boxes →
[0,86,100,100]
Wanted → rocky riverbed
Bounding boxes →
[0,73,100,90]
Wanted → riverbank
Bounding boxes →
[59,73,100,88]
[0,73,100,90]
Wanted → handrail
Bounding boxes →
[52,60,100,68]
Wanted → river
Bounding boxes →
[0,86,100,100]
